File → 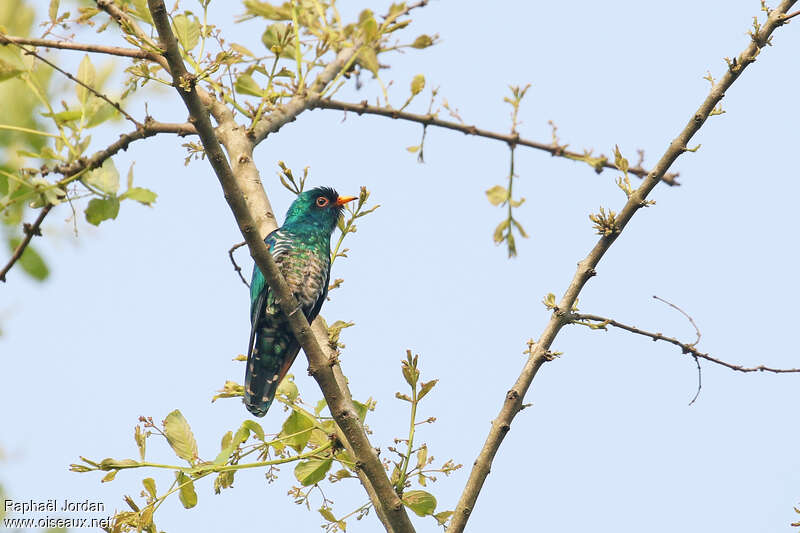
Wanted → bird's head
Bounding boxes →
[283,186,357,235]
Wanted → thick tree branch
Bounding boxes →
[0,34,160,62]
[316,99,680,186]
[570,312,800,374]
[446,3,798,532]
[145,1,413,531]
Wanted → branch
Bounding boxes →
[446,3,798,532]
[0,120,195,283]
[0,34,160,62]
[145,2,413,531]
[3,38,140,127]
[316,99,680,186]
[571,312,800,374]
[0,205,52,283]
[49,120,196,177]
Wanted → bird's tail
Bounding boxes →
[244,317,299,417]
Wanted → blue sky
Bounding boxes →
[2,1,800,532]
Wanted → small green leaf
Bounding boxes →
[411,34,434,49]
[356,47,379,76]
[416,444,428,469]
[281,409,315,452]
[485,185,508,206]
[230,43,255,57]
[241,420,265,441]
[434,510,454,526]
[121,187,157,206]
[0,58,23,82]
[418,379,438,400]
[410,74,425,96]
[49,0,60,22]
[7,238,48,281]
[172,13,200,52]
[100,470,117,483]
[175,471,198,509]
[406,145,420,153]
[493,219,509,244]
[234,73,264,97]
[142,478,156,499]
[294,458,332,486]
[319,507,337,523]
[402,490,437,517]
[276,374,299,402]
[163,410,198,464]
[134,424,146,460]
[76,55,96,106]
[84,197,120,226]
[84,158,120,195]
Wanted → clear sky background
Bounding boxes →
[2,1,800,532]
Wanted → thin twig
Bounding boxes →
[144,2,414,531]
[446,3,798,532]
[571,312,800,374]
[316,99,680,186]
[4,39,141,127]
[0,34,160,62]
[0,205,52,283]
[653,295,701,346]
[228,241,249,288]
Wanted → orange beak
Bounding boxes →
[335,195,358,206]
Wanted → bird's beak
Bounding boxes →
[335,195,358,206]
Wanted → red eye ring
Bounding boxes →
[316,196,329,207]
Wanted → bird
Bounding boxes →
[244,186,357,417]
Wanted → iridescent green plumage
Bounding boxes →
[244,187,355,417]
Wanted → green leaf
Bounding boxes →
[434,510,454,526]
[230,43,256,57]
[0,58,23,82]
[142,478,156,499]
[276,374,299,402]
[175,471,198,509]
[84,158,120,195]
[84,197,120,226]
[418,379,438,400]
[294,458,332,486]
[234,73,264,97]
[356,47,379,76]
[7,238,48,281]
[213,430,234,466]
[100,470,117,483]
[402,490,437,517]
[121,187,157,206]
[130,0,154,24]
[172,13,200,52]
[48,0,59,22]
[41,109,82,124]
[280,409,315,452]
[134,424,146,460]
[410,74,425,96]
[261,23,295,58]
[493,219,509,244]
[319,507,337,523]
[85,99,117,128]
[163,409,198,464]
[416,444,428,469]
[241,420,265,441]
[126,162,135,189]
[76,54,95,107]
[411,34,435,49]
[485,185,508,206]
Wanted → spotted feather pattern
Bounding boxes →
[244,228,331,417]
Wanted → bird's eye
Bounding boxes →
[316,196,329,207]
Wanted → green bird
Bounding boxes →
[244,187,356,417]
